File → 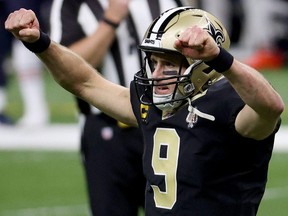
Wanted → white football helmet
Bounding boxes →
[134,6,230,111]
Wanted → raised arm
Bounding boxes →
[5,8,137,126]
[174,26,284,140]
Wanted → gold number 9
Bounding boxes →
[151,128,180,209]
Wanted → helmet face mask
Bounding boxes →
[134,6,230,111]
[134,55,199,110]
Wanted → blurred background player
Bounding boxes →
[0,13,11,124]
[0,0,50,127]
[0,0,14,125]
[50,0,191,215]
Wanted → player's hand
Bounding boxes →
[174,25,220,62]
[4,8,40,43]
[104,0,131,23]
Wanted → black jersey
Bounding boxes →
[130,78,276,216]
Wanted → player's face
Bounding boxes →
[150,53,186,95]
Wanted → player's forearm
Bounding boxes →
[37,41,96,97]
[37,40,138,126]
[224,59,284,119]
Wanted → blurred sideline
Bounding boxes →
[0,124,80,151]
[0,124,287,152]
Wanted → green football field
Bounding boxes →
[0,151,287,216]
[0,68,287,215]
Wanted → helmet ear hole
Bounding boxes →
[184,83,195,94]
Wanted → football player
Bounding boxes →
[49,0,189,215]
[5,6,284,215]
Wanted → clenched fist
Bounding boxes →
[5,8,41,43]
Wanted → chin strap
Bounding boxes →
[186,98,215,128]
